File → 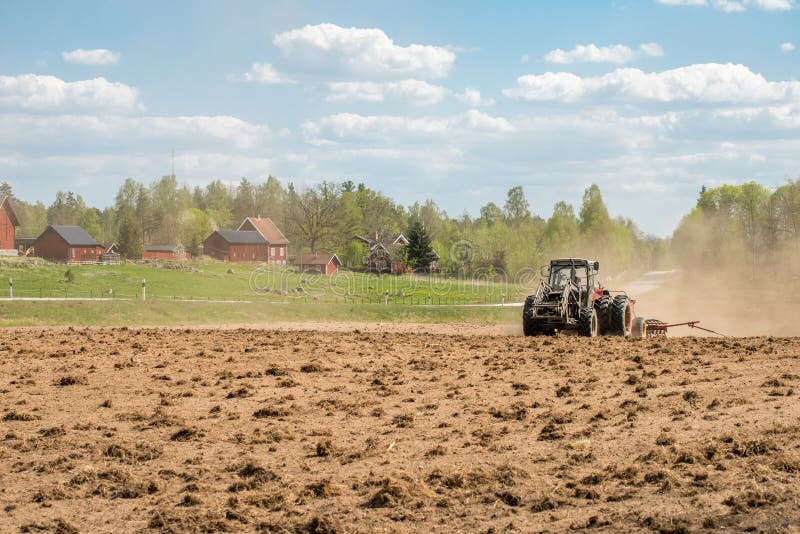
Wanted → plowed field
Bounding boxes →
[1,327,798,532]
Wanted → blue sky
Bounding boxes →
[1,0,798,235]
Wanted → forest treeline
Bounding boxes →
[673,180,800,278]
[8,175,793,278]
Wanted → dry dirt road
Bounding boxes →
[1,327,799,533]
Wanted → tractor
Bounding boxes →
[522,258,642,337]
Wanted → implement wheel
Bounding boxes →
[631,316,646,339]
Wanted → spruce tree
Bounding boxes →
[406,221,432,271]
[118,213,143,259]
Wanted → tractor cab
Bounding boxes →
[545,259,600,307]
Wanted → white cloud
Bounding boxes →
[241,62,295,84]
[326,79,448,106]
[657,0,707,5]
[746,0,795,9]
[622,181,669,192]
[303,110,514,144]
[456,88,496,107]
[781,41,796,52]
[272,23,455,79]
[713,0,746,12]
[503,63,800,105]
[544,43,664,64]
[62,48,121,66]
[640,43,665,57]
[656,0,795,10]
[0,74,140,112]
[4,103,800,237]
[325,81,494,107]
[0,114,269,150]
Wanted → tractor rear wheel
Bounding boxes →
[631,316,646,338]
[522,295,538,336]
[610,295,633,336]
[594,295,611,335]
[578,306,598,337]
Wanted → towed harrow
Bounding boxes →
[638,319,727,338]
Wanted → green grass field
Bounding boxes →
[0,257,527,303]
[0,257,526,326]
[0,299,520,327]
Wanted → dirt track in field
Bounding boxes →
[1,328,799,533]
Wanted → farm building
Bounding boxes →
[102,243,121,265]
[142,245,191,261]
[354,233,410,273]
[237,216,289,265]
[33,225,105,263]
[354,232,439,273]
[203,216,289,263]
[291,253,341,275]
[0,196,19,255]
[203,230,268,262]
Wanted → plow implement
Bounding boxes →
[641,319,727,338]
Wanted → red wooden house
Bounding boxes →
[203,230,268,262]
[291,253,341,275]
[33,226,105,263]
[237,216,289,265]
[0,196,19,255]
[142,245,191,261]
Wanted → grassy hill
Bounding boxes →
[0,257,522,303]
[0,257,526,326]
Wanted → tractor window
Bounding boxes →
[549,264,588,289]
[549,265,571,288]
[574,266,588,289]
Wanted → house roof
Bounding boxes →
[238,216,289,245]
[0,196,20,227]
[355,233,408,247]
[214,230,267,245]
[292,253,341,266]
[45,226,101,247]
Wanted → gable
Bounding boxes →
[238,217,289,245]
[0,196,20,227]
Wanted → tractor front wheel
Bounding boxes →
[610,295,633,336]
[578,306,598,337]
[522,295,538,336]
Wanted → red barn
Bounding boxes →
[203,230,268,262]
[33,226,105,263]
[142,245,191,261]
[292,253,341,275]
[237,216,289,265]
[0,196,19,254]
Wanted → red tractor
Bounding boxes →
[523,258,643,337]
